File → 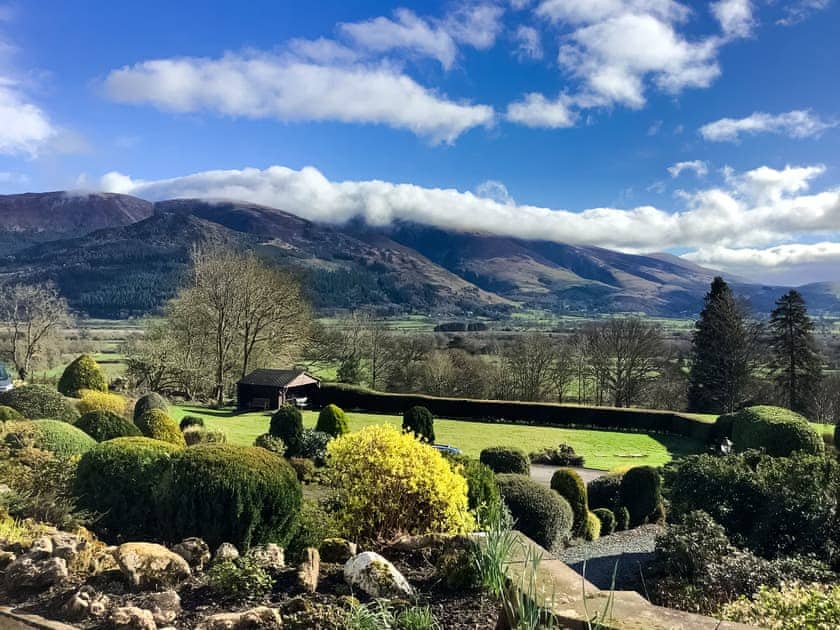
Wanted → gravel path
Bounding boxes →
[557,524,662,593]
[530,464,604,486]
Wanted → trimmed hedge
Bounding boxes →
[269,405,303,456]
[317,383,714,441]
[584,511,601,541]
[550,468,588,537]
[183,426,227,446]
[593,508,616,535]
[74,437,183,539]
[620,466,664,528]
[497,473,573,550]
[133,392,168,424]
[587,474,622,512]
[0,405,23,421]
[58,354,107,397]
[161,444,302,550]
[480,447,530,475]
[137,409,185,447]
[718,406,823,456]
[0,385,79,423]
[179,415,205,431]
[5,419,96,457]
[315,404,348,437]
[616,506,630,531]
[402,405,435,443]
[76,410,141,441]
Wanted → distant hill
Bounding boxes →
[0,191,837,319]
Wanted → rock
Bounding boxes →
[173,537,211,570]
[214,542,240,563]
[296,547,320,593]
[111,606,157,630]
[197,606,282,629]
[144,590,181,625]
[59,585,110,621]
[51,531,87,564]
[319,538,357,564]
[4,556,68,593]
[28,535,54,559]
[115,543,191,590]
[390,532,472,552]
[247,543,284,571]
[343,551,412,599]
[0,550,15,569]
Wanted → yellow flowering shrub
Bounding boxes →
[76,389,129,417]
[326,424,474,542]
[722,582,840,630]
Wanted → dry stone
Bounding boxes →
[173,537,210,570]
[197,606,282,629]
[319,538,357,563]
[115,543,191,589]
[111,606,157,630]
[296,547,320,593]
[343,551,412,599]
[213,542,240,564]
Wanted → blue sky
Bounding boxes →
[1,0,839,284]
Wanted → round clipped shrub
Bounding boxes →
[161,444,302,550]
[402,405,435,443]
[449,454,501,518]
[584,511,601,541]
[76,410,141,441]
[721,406,823,457]
[137,409,186,447]
[616,506,630,531]
[58,354,107,397]
[183,426,227,446]
[327,424,474,541]
[76,390,128,416]
[133,392,169,424]
[480,446,530,475]
[620,466,664,528]
[0,385,79,423]
[0,405,23,420]
[74,436,183,539]
[593,508,616,535]
[179,415,205,431]
[315,404,348,437]
[496,473,573,550]
[5,419,96,457]
[587,474,622,512]
[550,468,588,537]
[269,404,303,456]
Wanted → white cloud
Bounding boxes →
[513,25,543,60]
[711,0,754,38]
[0,80,55,157]
[505,93,576,127]
[475,179,515,204]
[700,109,837,142]
[444,3,505,49]
[99,162,840,255]
[777,0,830,25]
[668,160,708,178]
[103,54,494,144]
[684,242,840,270]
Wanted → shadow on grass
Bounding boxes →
[178,405,271,419]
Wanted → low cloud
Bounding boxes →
[513,25,543,60]
[0,81,55,156]
[505,93,576,128]
[700,109,836,142]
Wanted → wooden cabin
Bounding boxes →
[236,369,320,411]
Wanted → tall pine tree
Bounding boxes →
[688,277,757,413]
[769,289,822,414]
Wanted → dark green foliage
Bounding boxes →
[285,499,340,564]
[336,357,364,385]
[688,277,758,414]
[57,354,108,397]
[587,474,622,511]
[296,429,331,465]
[448,454,501,517]
[206,558,273,600]
[593,508,616,535]
[183,427,226,446]
[4,420,96,458]
[136,409,185,446]
[75,410,141,441]
[289,457,317,483]
[315,404,348,437]
[835,424,840,451]
[179,415,205,431]
[0,385,79,423]
[269,404,303,456]
[719,405,823,456]
[161,444,302,550]
[616,506,630,531]
[254,432,285,455]
[480,446,530,475]
[402,405,435,443]
[0,405,23,420]
[132,392,168,424]
[436,545,480,591]
[550,468,588,537]
[496,473,573,550]
[769,290,822,415]
[620,466,663,527]
[529,443,584,466]
[74,437,182,539]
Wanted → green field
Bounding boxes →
[171,404,704,471]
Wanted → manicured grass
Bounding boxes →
[172,404,704,471]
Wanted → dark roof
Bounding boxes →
[237,369,317,388]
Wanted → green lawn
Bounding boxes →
[171,404,704,471]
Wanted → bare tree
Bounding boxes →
[495,333,557,401]
[0,283,72,380]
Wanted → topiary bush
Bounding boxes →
[75,410,141,441]
[587,474,622,512]
[0,385,79,423]
[269,404,303,456]
[584,511,601,541]
[4,419,96,457]
[479,446,530,475]
[58,354,107,398]
[74,436,183,539]
[402,405,435,443]
[718,406,823,457]
[327,424,474,541]
[593,508,616,535]
[179,415,205,431]
[620,466,663,528]
[496,473,573,550]
[183,426,227,446]
[529,444,584,466]
[616,506,630,531]
[0,405,23,421]
[132,392,168,424]
[76,390,129,416]
[448,454,501,521]
[136,409,185,447]
[161,444,302,550]
[254,433,285,455]
[550,468,588,537]
[315,404,348,437]
[296,429,331,465]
